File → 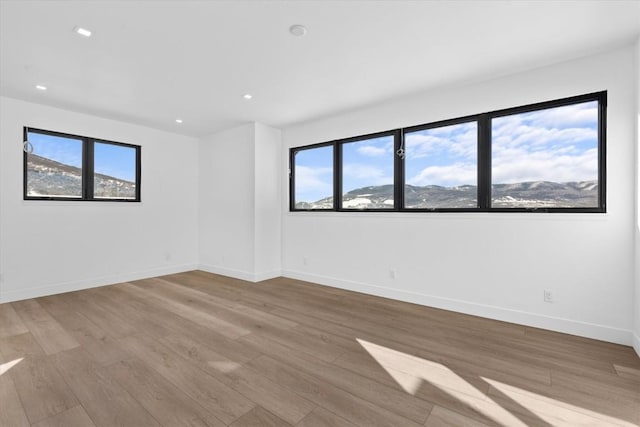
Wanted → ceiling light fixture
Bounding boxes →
[74,26,92,37]
[175,119,183,123]
[243,94,253,100]
[289,24,307,37]
[35,85,47,91]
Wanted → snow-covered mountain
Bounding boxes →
[296,181,598,209]
[26,153,136,199]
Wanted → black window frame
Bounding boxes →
[338,129,400,211]
[289,141,335,211]
[289,91,606,213]
[401,115,482,212]
[23,127,142,202]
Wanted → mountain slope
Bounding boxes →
[26,153,136,199]
[296,181,598,209]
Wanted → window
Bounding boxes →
[404,121,478,209]
[94,142,138,200]
[491,100,600,209]
[24,128,141,201]
[289,91,605,213]
[341,133,396,210]
[24,131,84,198]
[291,143,334,209]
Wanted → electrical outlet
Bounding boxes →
[389,269,396,279]
[303,257,308,266]
[544,290,553,303]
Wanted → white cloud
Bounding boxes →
[343,163,391,185]
[493,125,596,150]
[405,123,477,160]
[357,145,387,157]
[295,165,332,200]
[528,102,598,128]
[407,163,477,187]
[491,103,599,183]
[493,147,597,183]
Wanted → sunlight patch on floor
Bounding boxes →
[484,377,637,427]
[0,358,23,376]
[207,360,241,373]
[357,338,526,427]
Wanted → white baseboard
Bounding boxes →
[0,264,199,303]
[282,269,634,346]
[198,264,281,283]
[633,333,640,358]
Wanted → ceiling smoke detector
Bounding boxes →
[289,24,307,37]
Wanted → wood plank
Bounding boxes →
[245,355,424,427]
[424,406,491,427]
[0,333,79,424]
[38,295,129,366]
[53,347,161,427]
[0,331,46,360]
[614,364,640,381]
[0,350,30,427]
[84,286,175,338]
[0,303,29,338]
[11,299,79,355]
[268,304,554,390]
[546,371,640,424]
[134,277,298,331]
[225,366,315,425]
[106,357,226,427]
[296,407,358,427]
[61,290,139,339]
[239,333,432,424]
[486,382,638,427]
[229,406,292,427]
[86,282,262,365]
[157,332,315,424]
[31,405,97,427]
[117,333,255,425]
[119,282,252,339]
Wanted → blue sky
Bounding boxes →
[491,101,598,184]
[342,135,394,193]
[28,132,137,182]
[405,121,477,187]
[294,145,333,203]
[295,100,598,202]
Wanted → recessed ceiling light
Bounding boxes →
[35,85,47,91]
[243,94,253,100]
[73,26,92,37]
[289,24,307,37]
[175,119,183,124]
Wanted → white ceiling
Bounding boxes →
[1,0,639,137]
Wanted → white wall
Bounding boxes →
[199,123,256,277]
[0,97,199,303]
[199,122,281,281]
[282,46,637,345]
[254,123,282,280]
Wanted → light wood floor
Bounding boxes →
[1,271,639,427]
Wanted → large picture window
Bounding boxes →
[24,128,141,201]
[289,91,606,213]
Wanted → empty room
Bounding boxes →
[1,1,639,426]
